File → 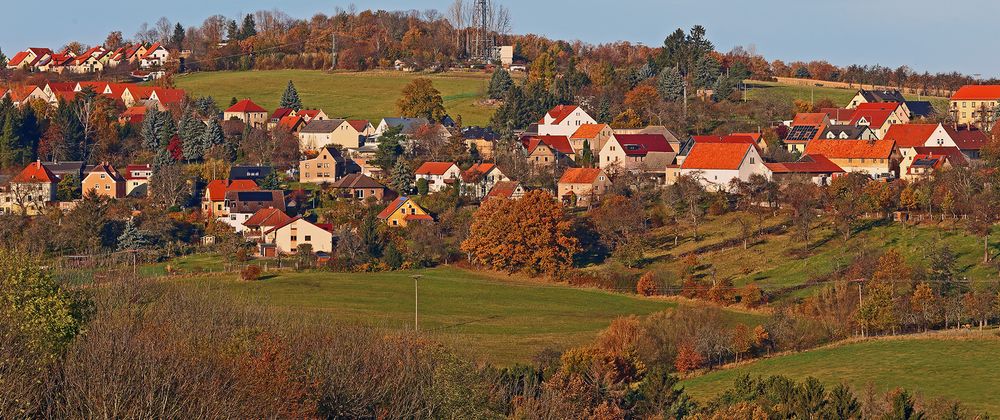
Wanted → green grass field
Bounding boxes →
[746,81,949,112]
[682,335,1000,414]
[175,70,495,126]
[169,266,699,364]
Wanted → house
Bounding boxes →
[375,117,430,137]
[298,120,343,151]
[82,163,126,199]
[460,163,509,199]
[299,119,373,150]
[820,108,857,125]
[329,173,392,201]
[124,164,152,197]
[599,133,676,180]
[537,105,597,136]
[765,154,845,186]
[40,161,86,181]
[949,85,1000,127]
[462,126,501,159]
[899,147,967,181]
[299,146,345,184]
[201,179,259,218]
[484,180,526,201]
[225,190,286,220]
[570,124,615,159]
[730,132,768,151]
[882,124,956,161]
[269,108,294,128]
[8,85,48,107]
[224,99,268,128]
[138,43,170,68]
[415,162,461,193]
[856,102,910,128]
[816,125,878,141]
[0,161,58,215]
[944,125,989,160]
[804,139,899,178]
[277,115,307,133]
[558,168,611,208]
[237,207,292,237]
[262,217,335,254]
[337,120,375,149]
[377,196,433,227]
[6,48,53,71]
[679,142,770,191]
[229,166,272,182]
[785,113,829,152]
[847,89,906,109]
[295,109,329,122]
[522,135,575,167]
[849,106,906,139]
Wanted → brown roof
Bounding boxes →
[329,173,385,189]
[485,181,522,200]
[243,207,292,228]
[944,126,989,150]
[347,120,370,132]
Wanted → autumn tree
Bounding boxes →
[612,108,644,129]
[783,181,820,243]
[674,342,704,373]
[636,272,658,296]
[396,78,446,123]
[461,190,579,277]
[623,85,661,124]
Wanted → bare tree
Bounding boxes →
[154,17,173,44]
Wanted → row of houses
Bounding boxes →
[0,160,151,215]
[1,80,185,113]
[5,43,170,74]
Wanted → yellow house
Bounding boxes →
[298,147,344,184]
[224,99,269,128]
[950,85,1000,127]
[377,196,433,227]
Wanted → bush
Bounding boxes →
[240,265,262,281]
[636,272,658,296]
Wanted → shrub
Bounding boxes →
[240,265,262,281]
[636,272,658,297]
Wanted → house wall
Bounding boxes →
[951,99,999,126]
[299,156,338,184]
[224,111,268,129]
[82,172,125,198]
[266,219,334,254]
[417,166,460,192]
[0,182,56,215]
[384,200,430,227]
[538,110,597,136]
[126,180,149,197]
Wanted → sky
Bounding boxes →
[4,0,999,77]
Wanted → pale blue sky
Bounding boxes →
[4,0,998,77]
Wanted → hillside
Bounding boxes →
[746,80,950,113]
[164,265,765,365]
[682,333,1000,415]
[636,213,999,301]
[174,69,495,126]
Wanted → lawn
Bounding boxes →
[174,69,495,126]
[171,266,692,365]
[682,335,1000,415]
[746,80,949,112]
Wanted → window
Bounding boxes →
[291,236,297,241]
[750,157,755,164]
[100,174,106,179]
[304,235,311,241]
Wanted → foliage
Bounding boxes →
[0,249,83,355]
[279,80,303,110]
[396,78,447,123]
[116,219,150,251]
[657,66,685,102]
[636,272,658,297]
[487,67,514,100]
[240,265,262,281]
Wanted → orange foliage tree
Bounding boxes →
[461,190,579,277]
[636,272,658,297]
[674,343,704,374]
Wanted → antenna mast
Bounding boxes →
[472,0,495,64]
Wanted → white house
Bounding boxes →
[139,43,170,68]
[537,105,597,136]
[460,163,509,199]
[262,217,335,254]
[679,142,770,191]
[414,162,461,193]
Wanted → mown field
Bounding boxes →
[746,80,950,112]
[639,214,1000,301]
[682,334,1000,415]
[165,265,765,365]
[174,70,495,126]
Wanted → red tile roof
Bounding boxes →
[226,99,267,113]
[485,181,521,200]
[951,85,1000,101]
[614,134,674,156]
[539,105,579,125]
[87,163,124,182]
[7,51,31,67]
[765,154,844,174]
[850,109,895,128]
[792,113,827,127]
[461,163,497,182]
[278,115,305,130]
[944,126,989,150]
[681,142,753,170]
[271,108,294,120]
[124,164,152,180]
[559,168,604,184]
[804,139,895,159]
[347,120,370,132]
[523,135,574,155]
[243,208,292,228]
[910,147,968,166]
[151,88,185,105]
[13,161,57,183]
[405,214,434,222]
[205,179,259,201]
[415,162,458,176]
[571,123,609,139]
[882,124,939,148]
[821,108,856,122]
[378,196,411,219]
[296,109,323,120]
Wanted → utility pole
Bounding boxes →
[330,33,338,70]
[412,274,423,332]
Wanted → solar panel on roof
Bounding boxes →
[786,126,818,141]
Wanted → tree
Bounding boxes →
[872,249,911,283]
[389,160,414,194]
[612,109,644,129]
[674,343,704,373]
[149,164,189,208]
[657,67,685,102]
[885,389,924,420]
[826,384,861,419]
[910,282,936,332]
[0,47,7,68]
[795,66,812,79]
[104,31,124,50]
[461,190,579,277]
[179,107,205,162]
[240,14,257,39]
[396,78,446,123]
[279,80,302,110]
[373,125,405,172]
[712,76,738,102]
[226,20,240,41]
[487,67,514,100]
[116,219,149,251]
[0,111,22,168]
[56,174,81,201]
[171,23,186,49]
[693,55,721,89]
[783,182,820,243]
[0,249,82,355]
[637,272,658,296]
[201,118,225,156]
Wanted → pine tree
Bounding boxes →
[201,118,225,155]
[141,109,164,150]
[389,160,414,194]
[279,80,302,110]
[240,14,257,39]
[258,169,280,190]
[0,47,7,68]
[693,55,721,89]
[712,76,738,102]
[657,67,685,102]
[153,145,175,171]
[179,108,205,162]
[171,23,186,50]
[117,219,149,251]
[487,68,514,100]
[0,112,20,168]
[226,20,240,41]
[159,115,177,147]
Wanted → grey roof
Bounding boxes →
[41,161,85,177]
[330,173,385,189]
[299,119,345,134]
[229,165,272,180]
[905,101,935,118]
[225,190,285,213]
[818,125,873,140]
[462,126,500,141]
[382,117,429,133]
[859,89,906,103]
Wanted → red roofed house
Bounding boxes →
[6,48,53,71]
[804,139,900,178]
[765,154,844,185]
[82,163,126,199]
[8,85,47,107]
[680,142,770,191]
[856,102,910,128]
[460,163,509,199]
[950,85,1000,127]
[599,133,676,180]
[415,162,461,193]
[484,180,526,201]
[261,217,335,254]
[882,123,956,162]
[238,207,292,237]
[378,196,433,227]
[294,109,329,122]
[329,173,393,202]
[850,106,908,139]
[1,161,58,215]
[201,179,259,218]
[785,113,829,153]
[124,164,153,197]
[944,125,989,160]
[558,168,611,208]
[570,124,614,159]
[224,99,269,128]
[139,43,170,68]
[900,147,967,181]
[522,135,575,167]
[537,105,597,136]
